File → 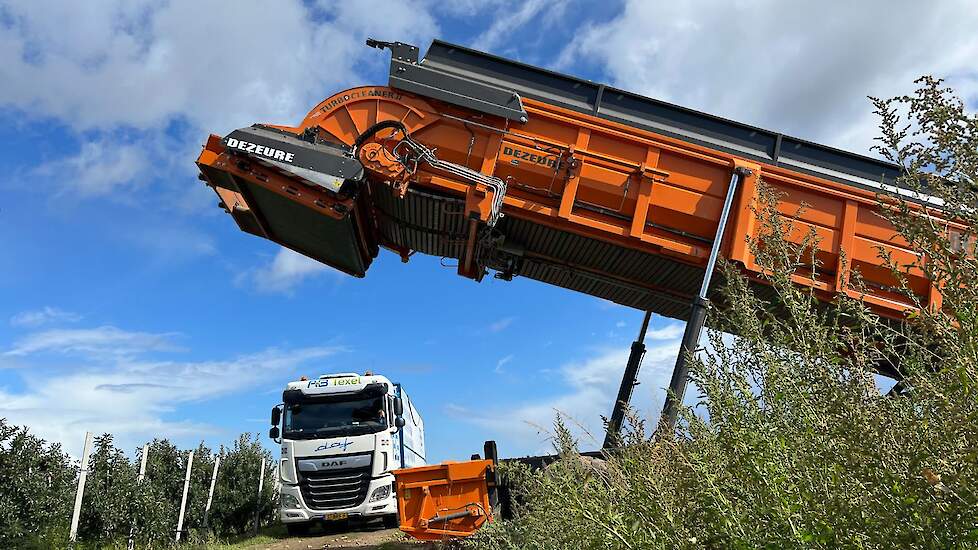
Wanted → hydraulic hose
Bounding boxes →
[352,119,508,227]
[352,120,410,154]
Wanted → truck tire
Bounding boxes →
[286,522,311,537]
[383,513,399,529]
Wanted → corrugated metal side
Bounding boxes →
[375,185,710,321]
[499,217,704,295]
[372,184,469,259]
[493,217,703,320]
[515,259,690,319]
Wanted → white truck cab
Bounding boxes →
[269,372,425,534]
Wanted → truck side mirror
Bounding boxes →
[392,397,405,429]
[269,426,280,440]
[270,406,281,426]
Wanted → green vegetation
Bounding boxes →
[3,79,974,550]
[0,419,75,548]
[0,424,277,549]
[187,524,287,549]
[468,78,978,549]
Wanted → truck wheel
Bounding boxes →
[286,522,311,537]
[383,513,399,529]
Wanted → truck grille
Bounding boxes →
[298,465,372,511]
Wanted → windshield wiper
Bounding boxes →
[283,431,319,440]
[321,425,378,436]
[284,424,382,439]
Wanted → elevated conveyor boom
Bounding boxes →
[196,40,962,403]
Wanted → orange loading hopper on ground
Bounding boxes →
[393,458,497,540]
[391,440,500,541]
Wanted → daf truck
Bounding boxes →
[269,372,425,534]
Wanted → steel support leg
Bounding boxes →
[659,167,751,432]
[659,296,711,430]
[603,310,652,449]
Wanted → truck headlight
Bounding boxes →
[368,484,391,503]
[281,494,301,509]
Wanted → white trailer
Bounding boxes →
[269,372,424,534]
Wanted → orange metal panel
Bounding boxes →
[835,200,859,291]
[728,162,760,269]
[393,460,494,541]
[198,83,962,321]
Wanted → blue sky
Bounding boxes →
[2,0,977,462]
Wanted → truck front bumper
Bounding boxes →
[279,476,397,523]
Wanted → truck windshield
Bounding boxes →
[283,394,386,438]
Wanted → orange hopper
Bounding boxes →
[393,459,497,540]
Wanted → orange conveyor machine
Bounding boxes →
[195,38,964,540]
[196,39,958,429]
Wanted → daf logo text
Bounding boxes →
[314,438,353,452]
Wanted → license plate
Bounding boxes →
[324,512,348,521]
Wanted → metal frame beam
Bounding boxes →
[603,310,652,449]
[659,166,752,432]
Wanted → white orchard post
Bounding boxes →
[175,450,195,542]
[253,459,267,535]
[68,432,94,544]
[203,455,221,529]
[137,444,148,481]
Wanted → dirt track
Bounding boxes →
[254,526,440,550]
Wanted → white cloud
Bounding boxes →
[4,326,182,359]
[35,139,149,197]
[494,354,514,374]
[646,323,684,341]
[326,1,439,62]
[559,0,978,155]
[0,0,442,275]
[471,0,565,52]
[487,316,516,333]
[0,321,340,455]
[243,247,332,295]
[9,307,82,328]
[0,0,438,133]
[454,321,689,455]
[421,0,508,17]
[594,298,626,311]
[0,0,438,207]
